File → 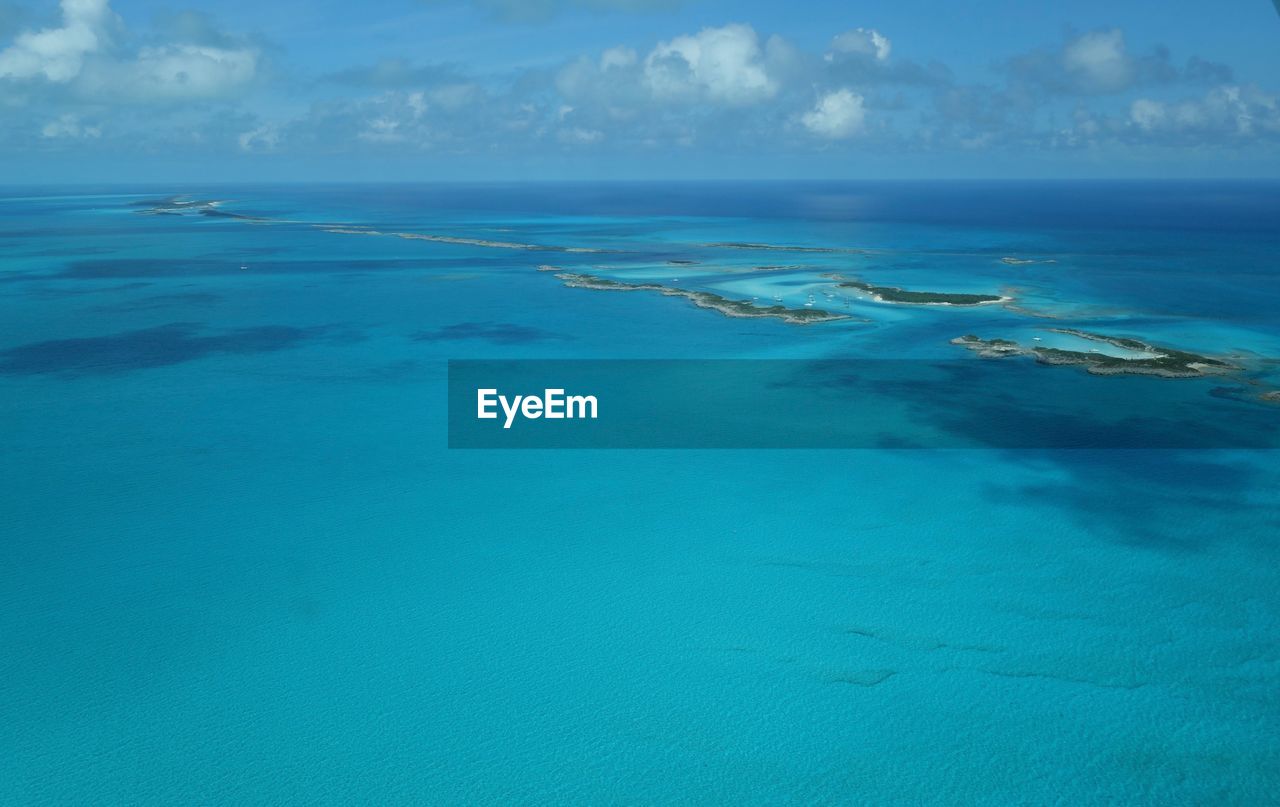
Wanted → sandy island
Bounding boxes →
[1000,257,1058,266]
[952,329,1238,379]
[137,198,268,222]
[820,273,1012,306]
[700,241,848,253]
[316,225,607,253]
[551,271,852,325]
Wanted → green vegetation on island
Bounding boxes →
[823,273,1009,306]
[700,241,843,253]
[552,272,851,324]
[136,198,266,222]
[1000,257,1057,266]
[315,225,613,252]
[952,329,1237,379]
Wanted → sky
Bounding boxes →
[1,0,1279,181]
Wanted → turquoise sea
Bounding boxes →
[2,183,1278,803]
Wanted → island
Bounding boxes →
[552,272,851,324]
[139,198,616,253]
[317,226,607,253]
[136,197,265,222]
[701,242,847,253]
[1000,257,1057,266]
[951,329,1237,378]
[821,273,1010,306]
[392,231,605,252]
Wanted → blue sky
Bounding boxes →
[2,0,1279,181]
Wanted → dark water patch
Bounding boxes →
[89,292,223,312]
[125,198,178,208]
[20,281,154,298]
[831,670,897,687]
[1208,386,1257,404]
[973,666,1146,691]
[339,359,423,383]
[829,360,1277,449]
[839,360,1269,548]
[0,322,339,376]
[412,321,572,345]
[56,256,513,279]
[842,625,1005,654]
[7,245,118,259]
[875,434,927,449]
[204,246,294,258]
[991,449,1260,551]
[243,359,425,385]
[0,228,101,240]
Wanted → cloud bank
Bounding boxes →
[1,1,1276,173]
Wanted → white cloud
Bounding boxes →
[4,6,1275,163]
[644,23,778,105]
[1129,98,1164,131]
[0,0,114,82]
[1003,28,1189,96]
[41,112,100,138]
[600,46,636,70]
[113,44,257,101]
[1062,29,1132,92]
[407,91,428,118]
[802,88,866,138]
[358,116,406,143]
[828,28,891,62]
[425,82,478,111]
[237,123,278,152]
[351,92,433,143]
[1128,85,1278,138]
[558,126,603,144]
[0,0,256,103]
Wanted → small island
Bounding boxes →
[701,242,846,253]
[822,273,1010,306]
[392,231,606,253]
[1000,257,1057,266]
[137,197,265,222]
[138,197,621,253]
[952,329,1237,378]
[553,272,851,324]
[315,225,610,253]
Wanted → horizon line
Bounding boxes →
[4,176,1280,188]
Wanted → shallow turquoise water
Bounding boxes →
[1,183,1278,804]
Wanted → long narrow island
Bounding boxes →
[821,273,1010,306]
[952,329,1237,378]
[552,272,851,324]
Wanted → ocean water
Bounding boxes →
[1,182,1278,804]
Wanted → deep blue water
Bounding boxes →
[1,183,1277,804]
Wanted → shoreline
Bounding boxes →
[951,330,1238,379]
[552,271,852,325]
[821,273,1011,306]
